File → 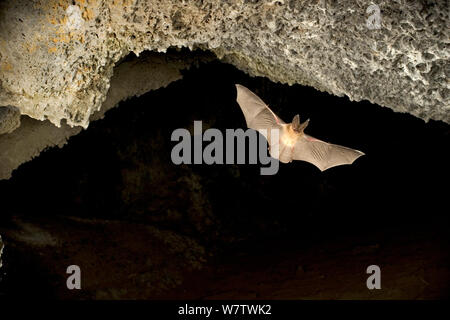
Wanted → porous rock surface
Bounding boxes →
[0,50,209,179]
[0,106,21,135]
[0,0,448,130]
[0,0,449,181]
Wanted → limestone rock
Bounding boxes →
[0,51,210,180]
[0,0,448,129]
[0,106,20,135]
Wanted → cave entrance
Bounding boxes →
[0,50,448,299]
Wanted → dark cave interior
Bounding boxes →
[0,57,448,299]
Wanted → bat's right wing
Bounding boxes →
[235,84,285,131]
[293,134,365,171]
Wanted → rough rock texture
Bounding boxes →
[0,106,20,135]
[0,0,448,131]
[0,51,211,179]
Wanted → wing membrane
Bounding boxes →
[294,135,364,171]
[235,84,285,130]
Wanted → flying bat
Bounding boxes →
[235,84,365,171]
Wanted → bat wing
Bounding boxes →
[293,134,365,171]
[235,84,285,132]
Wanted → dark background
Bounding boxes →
[0,56,448,299]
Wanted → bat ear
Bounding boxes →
[292,114,301,131]
[293,116,309,133]
[299,118,310,132]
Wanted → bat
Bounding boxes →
[235,84,365,171]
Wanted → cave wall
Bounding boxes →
[0,0,448,131]
[0,61,448,299]
[0,51,211,180]
[0,0,448,180]
[0,106,21,135]
[0,0,448,284]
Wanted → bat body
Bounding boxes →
[235,84,365,171]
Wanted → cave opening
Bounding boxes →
[0,50,448,299]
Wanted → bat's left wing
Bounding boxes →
[235,84,285,131]
[293,134,365,171]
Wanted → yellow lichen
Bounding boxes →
[112,0,134,7]
[26,43,38,54]
[51,34,70,43]
[1,61,13,72]
[59,16,68,25]
[82,7,94,20]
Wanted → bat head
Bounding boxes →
[292,114,309,133]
